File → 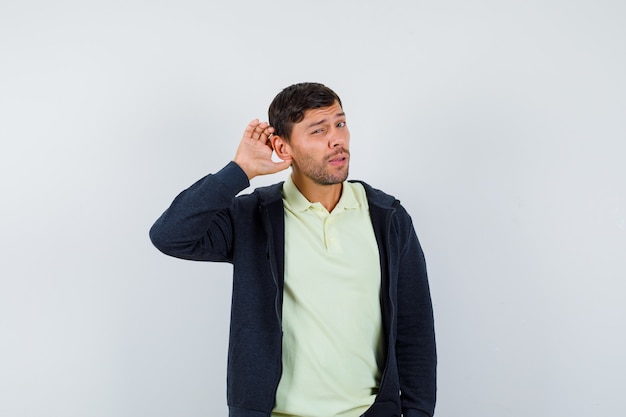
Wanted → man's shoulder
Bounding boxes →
[349,180,399,209]
[350,180,416,230]
[236,181,285,206]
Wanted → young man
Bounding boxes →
[149,83,436,417]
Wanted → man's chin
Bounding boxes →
[316,172,349,186]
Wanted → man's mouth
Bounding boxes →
[327,150,350,163]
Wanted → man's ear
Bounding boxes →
[271,135,291,161]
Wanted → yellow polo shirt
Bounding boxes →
[272,176,383,417]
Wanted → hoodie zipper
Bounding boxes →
[261,204,284,411]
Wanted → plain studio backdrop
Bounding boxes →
[1,1,624,416]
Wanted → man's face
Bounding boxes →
[286,101,350,186]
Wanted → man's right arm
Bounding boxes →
[149,161,250,262]
[149,119,291,262]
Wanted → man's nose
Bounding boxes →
[329,128,348,148]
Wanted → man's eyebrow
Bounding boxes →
[305,112,346,129]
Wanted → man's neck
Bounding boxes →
[291,174,343,213]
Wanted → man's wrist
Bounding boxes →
[232,158,255,180]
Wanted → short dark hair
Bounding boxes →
[268,82,342,140]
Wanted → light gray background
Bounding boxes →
[1,1,624,416]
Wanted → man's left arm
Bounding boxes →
[395,207,437,417]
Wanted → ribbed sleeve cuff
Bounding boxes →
[214,161,250,194]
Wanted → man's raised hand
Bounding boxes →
[233,119,292,180]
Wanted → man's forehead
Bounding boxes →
[301,102,345,121]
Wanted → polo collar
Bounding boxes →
[282,175,360,213]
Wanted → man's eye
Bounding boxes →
[337,122,346,128]
[312,129,324,134]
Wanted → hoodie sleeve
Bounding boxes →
[149,161,250,262]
